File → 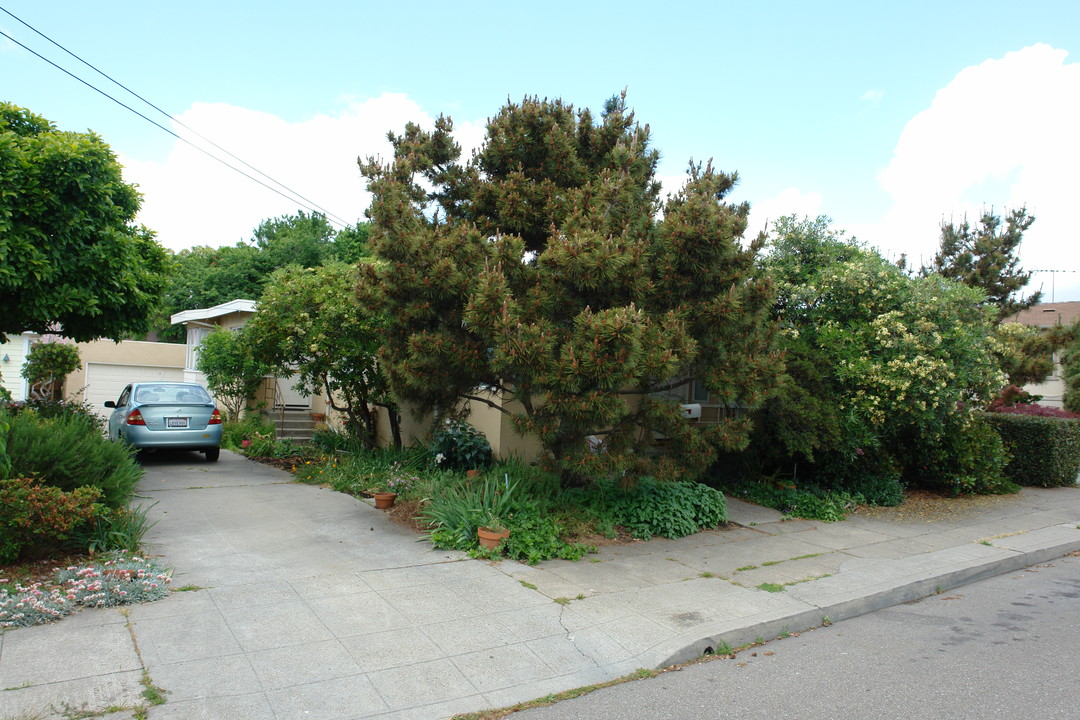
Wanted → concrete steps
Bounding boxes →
[270,408,315,443]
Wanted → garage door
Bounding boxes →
[85,362,186,419]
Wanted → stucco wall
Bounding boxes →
[66,339,187,403]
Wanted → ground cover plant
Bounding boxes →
[0,553,171,628]
[237,424,731,563]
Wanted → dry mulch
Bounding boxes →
[852,488,1016,523]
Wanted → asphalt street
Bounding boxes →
[516,554,1080,720]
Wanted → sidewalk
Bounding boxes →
[2,451,1079,720]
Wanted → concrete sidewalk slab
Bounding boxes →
[2,449,1079,720]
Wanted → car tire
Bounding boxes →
[205,447,220,462]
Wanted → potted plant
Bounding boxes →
[477,510,510,549]
[371,462,418,510]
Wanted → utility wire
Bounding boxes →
[0,6,353,229]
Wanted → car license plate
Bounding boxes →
[167,417,189,428]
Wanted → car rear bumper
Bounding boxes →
[120,425,223,450]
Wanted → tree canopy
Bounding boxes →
[360,93,780,483]
[244,262,400,448]
[0,102,169,342]
[926,207,1041,321]
[194,327,269,420]
[154,213,369,341]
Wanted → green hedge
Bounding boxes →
[984,412,1080,488]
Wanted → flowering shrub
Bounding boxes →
[993,403,1080,419]
[0,478,102,564]
[0,553,171,628]
[754,215,1007,495]
[430,419,492,471]
[384,462,419,493]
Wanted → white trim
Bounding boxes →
[170,299,257,325]
[20,334,30,401]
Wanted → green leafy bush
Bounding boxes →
[839,472,905,507]
[0,477,102,563]
[421,476,518,550]
[906,414,1017,496]
[21,340,81,401]
[591,478,728,539]
[430,419,492,471]
[5,398,103,427]
[984,412,1080,488]
[221,414,276,450]
[720,478,862,522]
[4,408,142,508]
[500,507,592,564]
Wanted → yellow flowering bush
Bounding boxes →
[752,215,1011,498]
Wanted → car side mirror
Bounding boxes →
[104,401,116,408]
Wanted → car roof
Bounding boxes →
[132,382,206,388]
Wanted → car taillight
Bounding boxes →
[126,409,146,426]
[208,408,222,425]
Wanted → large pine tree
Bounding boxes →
[359,94,779,484]
[928,208,1041,320]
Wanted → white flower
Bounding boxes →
[435,453,445,465]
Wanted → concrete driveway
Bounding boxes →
[3,449,1079,719]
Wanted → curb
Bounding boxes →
[656,524,1080,667]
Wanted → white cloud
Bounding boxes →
[746,187,824,239]
[865,44,1080,298]
[861,89,885,103]
[121,93,485,251]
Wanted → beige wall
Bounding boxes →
[66,339,186,402]
[370,394,542,461]
[465,394,543,462]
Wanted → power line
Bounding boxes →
[0,6,353,229]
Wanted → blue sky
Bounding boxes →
[4,1,1080,300]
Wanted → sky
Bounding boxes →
[3,1,1080,301]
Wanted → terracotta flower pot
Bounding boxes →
[477,526,510,550]
[466,469,481,479]
[373,492,397,510]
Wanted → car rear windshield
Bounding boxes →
[135,384,212,404]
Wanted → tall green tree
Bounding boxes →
[1060,322,1080,414]
[194,328,269,420]
[21,339,81,402]
[993,322,1055,387]
[154,215,370,341]
[0,102,169,343]
[244,262,400,448]
[360,94,779,484]
[926,208,1041,321]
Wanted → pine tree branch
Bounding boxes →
[463,393,513,415]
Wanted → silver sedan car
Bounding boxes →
[105,382,223,461]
